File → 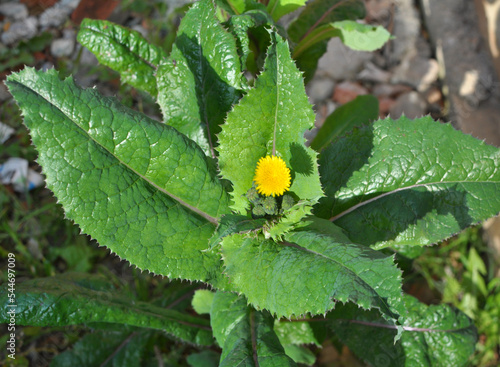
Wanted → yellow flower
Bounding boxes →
[254,155,291,197]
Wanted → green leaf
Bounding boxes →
[210,292,296,366]
[293,20,391,59]
[221,218,404,321]
[209,214,266,249]
[288,0,366,42]
[6,67,231,286]
[310,94,378,152]
[218,32,323,213]
[187,350,221,367]
[327,295,477,367]
[77,19,167,96]
[264,200,314,240]
[281,344,316,366]
[192,289,216,315]
[267,0,307,21]
[215,0,247,15]
[156,0,244,158]
[52,327,152,367]
[225,9,274,69]
[274,319,320,346]
[316,116,500,249]
[287,0,365,83]
[0,274,213,346]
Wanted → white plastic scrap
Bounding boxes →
[0,122,15,144]
[0,157,44,192]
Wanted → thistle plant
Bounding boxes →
[2,0,500,365]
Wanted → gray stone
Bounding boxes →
[358,62,391,83]
[419,0,500,144]
[307,76,335,104]
[39,6,71,29]
[1,16,38,45]
[51,37,75,58]
[390,0,422,64]
[391,56,439,92]
[389,91,427,119]
[317,38,373,81]
[0,2,28,21]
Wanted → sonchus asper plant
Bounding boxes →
[2,0,499,365]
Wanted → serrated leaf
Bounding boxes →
[274,319,320,346]
[210,292,296,366]
[267,0,307,21]
[265,200,314,240]
[316,116,500,249]
[209,214,266,249]
[327,295,477,367]
[77,19,167,96]
[221,218,404,322]
[287,0,365,83]
[52,327,152,367]
[0,274,213,346]
[156,0,244,158]
[225,9,274,68]
[310,94,378,152]
[218,32,323,213]
[6,67,231,286]
[192,290,216,315]
[293,20,391,59]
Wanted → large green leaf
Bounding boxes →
[0,274,213,346]
[218,32,323,213]
[225,9,274,69]
[327,295,477,367]
[267,0,307,21]
[293,20,391,59]
[221,218,404,322]
[52,327,152,367]
[77,19,167,96]
[6,67,231,285]
[310,94,378,152]
[287,0,365,82]
[210,292,296,366]
[156,0,244,157]
[316,116,500,250]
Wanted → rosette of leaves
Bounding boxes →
[4,0,499,365]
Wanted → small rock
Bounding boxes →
[39,6,71,28]
[332,81,368,105]
[51,37,75,58]
[390,0,421,64]
[372,83,412,97]
[0,2,28,20]
[425,86,443,105]
[358,62,391,83]
[317,37,373,81]
[1,16,38,44]
[307,76,335,104]
[390,91,427,119]
[378,96,397,117]
[391,56,439,92]
[365,0,392,22]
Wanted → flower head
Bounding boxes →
[253,155,291,197]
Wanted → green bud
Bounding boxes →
[246,185,261,205]
[263,196,277,215]
[281,194,295,211]
[252,205,266,217]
